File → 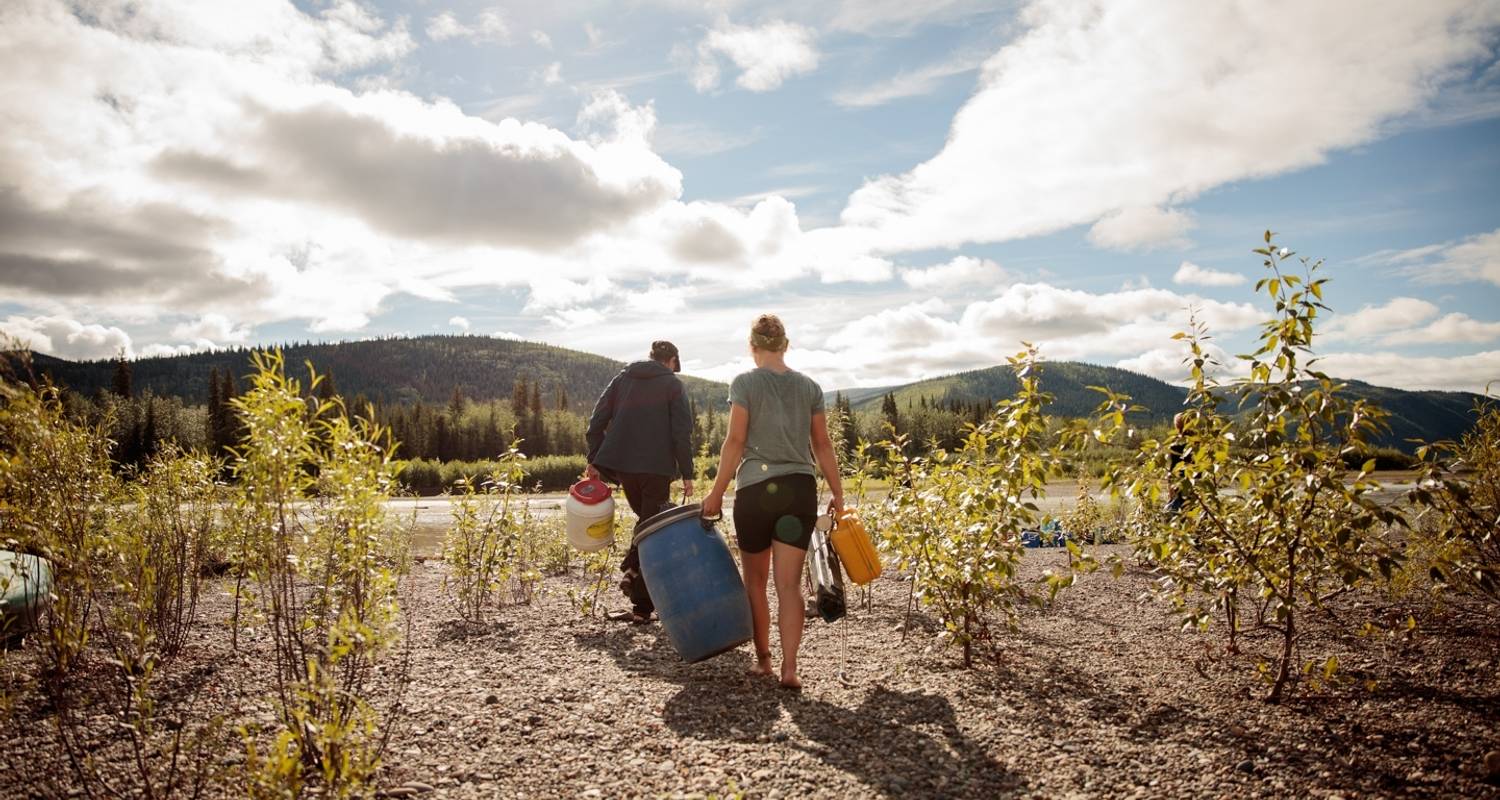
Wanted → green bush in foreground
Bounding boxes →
[1092,234,1404,702]
[229,351,406,798]
[1408,399,1500,607]
[2,361,225,797]
[875,346,1078,667]
[444,443,550,622]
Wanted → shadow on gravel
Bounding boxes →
[434,618,518,649]
[784,687,1022,797]
[573,619,1020,795]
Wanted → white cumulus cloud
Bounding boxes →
[1399,312,1500,344]
[170,313,252,344]
[1173,261,1247,287]
[840,0,1500,254]
[1325,298,1440,340]
[0,314,134,360]
[1317,350,1500,393]
[1088,206,1195,251]
[690,20,819,93]
[449,316,471,331]
[900,256,1013,292]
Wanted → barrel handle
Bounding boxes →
[699,509,723,530]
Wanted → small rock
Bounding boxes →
[1485,750,1500,778]
[484,693,499,705]
[1235,760,1255,774]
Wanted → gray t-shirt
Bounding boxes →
[728,367,825,490]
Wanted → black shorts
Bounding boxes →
[733,473,817,553]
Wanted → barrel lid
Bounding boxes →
[569,479,612,505]
[631,503,708,546]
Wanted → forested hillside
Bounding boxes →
[838,362,1190,423]
[831,362,1489,451]
[31,335,729,412]
[26,337,1487,458]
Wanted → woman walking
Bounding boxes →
[701,314,843,690]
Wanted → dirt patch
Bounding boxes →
[2,546,1497,798]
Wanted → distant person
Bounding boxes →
[586,340,695,625]
[1165,412,1188,514]
[701,314,843,691]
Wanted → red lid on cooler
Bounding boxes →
[569,478,612,505]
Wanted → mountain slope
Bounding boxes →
[830,362,1489,450]
[25,337,1486,451]
[30,335,729,413]
[835,362,1189,423]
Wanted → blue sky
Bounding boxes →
[2,0,1498,392]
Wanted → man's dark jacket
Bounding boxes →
[586,360,693,479]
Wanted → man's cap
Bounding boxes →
[651,340,680,371]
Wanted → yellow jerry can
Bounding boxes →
[829,510,881,586]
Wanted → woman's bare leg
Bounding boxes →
[741,547,773,676]
[771,540,806,688]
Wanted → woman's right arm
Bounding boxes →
[701,403,749,518]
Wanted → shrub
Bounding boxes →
[228,351,406,797]
[1059,474,1141,545]
[1341,446,1414,471]
[0,377,116,681]
[1407,400,1500,606]
[2,362,224,797]
[395,459,443,494]
[396,455,587,495]
[107,445,219,666]
[521,455,587,492]
[445,443,548,621]
[1093,234,1404,702]
[874,346,1076,667]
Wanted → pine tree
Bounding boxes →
[881,392,901,434]
[511,377,529,419]
[484,406,503,457]
[111,351,133,399]
[528,384,546,455]
[140,396,158,462]
[219,370,241,454]
[207,366,223,454]
[448,386,467,421]
[837,393,858,460]
[435,416,450,462]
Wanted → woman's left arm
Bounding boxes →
[810,411,843,514]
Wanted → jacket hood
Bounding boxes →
[625,360,675,379]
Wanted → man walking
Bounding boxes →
[585,340,695,624]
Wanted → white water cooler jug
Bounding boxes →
[565,479,616,552]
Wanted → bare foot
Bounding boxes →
[779,663,801,691]
[748,652,773,677]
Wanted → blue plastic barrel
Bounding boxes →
[634,504,752,663]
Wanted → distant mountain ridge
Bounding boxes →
[828,362,1489,451]
[25,335,1487,451]
[29,335,730,413]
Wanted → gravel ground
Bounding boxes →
[2,544,1498,799]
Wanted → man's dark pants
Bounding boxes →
[614,471,673,617]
